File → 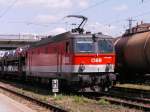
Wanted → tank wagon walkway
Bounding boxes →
[0,93,36,112]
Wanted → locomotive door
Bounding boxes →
[57,47,62,73]
[27,51,31,75]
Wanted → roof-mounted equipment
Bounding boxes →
[66,15,88,34]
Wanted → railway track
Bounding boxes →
[0,79,150,111]
[103,86,150,111]
[0,82,68,112]
[112,86,150,97]
[101,92,150,111]
[77,87,150,112]
[102,96,150,111]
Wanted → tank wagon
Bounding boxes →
[0,15,116,91]
[115,22,150,82]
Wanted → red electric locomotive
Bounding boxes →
[0,15,116,91]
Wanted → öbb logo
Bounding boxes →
[91,58,102,63]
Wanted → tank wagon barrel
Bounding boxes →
[114,22,150,81]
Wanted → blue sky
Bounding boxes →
[0,0,149,37]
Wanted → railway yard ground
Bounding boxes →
[0,93,36,112]
[0,80,148,112]
[115,83,150,91]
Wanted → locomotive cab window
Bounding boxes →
[75,39,94,53]
[98,39,114,53]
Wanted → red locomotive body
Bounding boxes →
[24,31,115,91]
[0,31,115,91]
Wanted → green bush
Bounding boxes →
[98,98,110,105]
[73,95,88,104]
[53,94,63,100]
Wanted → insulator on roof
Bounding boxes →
[86,31,91,34]
[97,32,102,35]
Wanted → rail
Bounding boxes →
[0,84,68,112]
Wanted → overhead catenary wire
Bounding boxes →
[8,20,66,27]
[6,0,150,30]
[17,0,112,27]
[75,0,111,14]
[6,0,112,28]
[29,0,150,35]
[0,0,18,19]
[84,0,150,31]
[141,0,150,3]
[103,8,150,29]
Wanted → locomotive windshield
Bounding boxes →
[75,38,114,53]
[98,39,114,53]
[75,40,94,53]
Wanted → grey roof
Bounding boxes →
[29,31,113,49]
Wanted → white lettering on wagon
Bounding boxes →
[91,58,102,63]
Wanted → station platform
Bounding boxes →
[0,93,36,112]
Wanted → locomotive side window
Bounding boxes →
[66,42,70,53]
[98,39,113,53]
[75,40,93,53]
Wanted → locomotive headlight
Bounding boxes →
[78,63,85,73]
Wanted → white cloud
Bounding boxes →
[0,0,90,9]
[86,22,117,36]
[0,0,8,5]
[79,0,89,8]
[113,4,128,11]
[0,0,72,9]
[17,0,72,9]
[34,15,58,24]
[49,27,66,35]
